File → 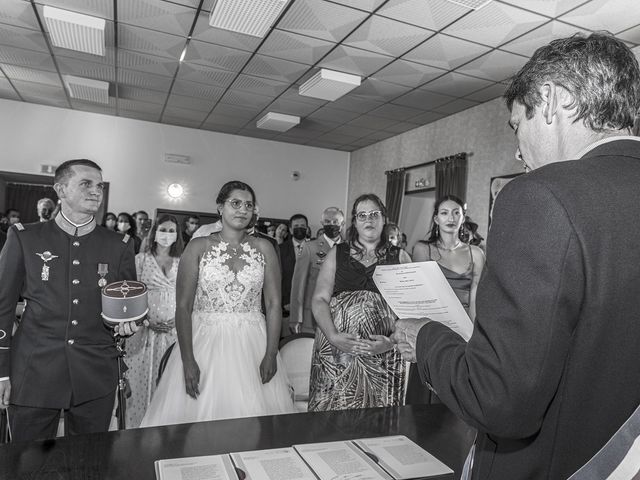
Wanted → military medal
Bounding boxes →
[97,263,109,287]
[36,251,59,281]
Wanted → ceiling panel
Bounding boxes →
[277,0,370,42]
[342,15,431,57]
[377,0,471,31]
[1,0,637,152]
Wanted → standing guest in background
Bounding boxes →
[134,211,151,252]
[1,208,20,233]
[117,212,141,254]
[0,159,141,443]
[291,208,344,334]
[141,181,294,426]
[394,33,640,479]
[182,215,200,246]
[280,214,308,335]
[101,212,117,231]
[315,228,324,239]
[309,195,410,411]
[275,223,288,245]
[126,214,183,428]
[36,198,56,222]
[266,224,276,238]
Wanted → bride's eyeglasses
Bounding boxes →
[355,210,382,222]
[226,199,255,211]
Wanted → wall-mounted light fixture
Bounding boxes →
[167,183,184,199]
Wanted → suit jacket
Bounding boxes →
[290,235,338,331]
[279,238,299,308]
[0,216,136,408]
[414,138,640,479]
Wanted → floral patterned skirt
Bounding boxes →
[308,290,406,411]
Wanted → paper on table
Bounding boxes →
[372,261,473,341]
[154,454,237,480]
[294,440,392,480]
[231,447,317,480]
[353,436,453,479]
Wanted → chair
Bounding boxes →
[278,333,315,413]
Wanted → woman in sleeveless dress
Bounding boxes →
[126,215,182,428]
[406,195,485,404]
[141,181,295,427]
[309,194,411,411]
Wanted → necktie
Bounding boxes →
[296,243,303,256]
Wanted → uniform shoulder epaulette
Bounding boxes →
[15,223,24,231]
[123,233,130,243]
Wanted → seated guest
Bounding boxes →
[126,214,183,428]
[36,198,56,222]
[117,212,142,254]
[309,195,410,411]
[101,212,117,231]
[182,215,200,246]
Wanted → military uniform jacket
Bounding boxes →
[0,214,135,408]
[414,138,640,479]
[290,235,339,327]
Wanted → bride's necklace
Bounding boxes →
[436,240,462,252]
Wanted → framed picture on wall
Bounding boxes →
[488,173,523,226]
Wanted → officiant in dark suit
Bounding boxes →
[394,33,640,479]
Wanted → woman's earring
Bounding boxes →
[435,225,439,237]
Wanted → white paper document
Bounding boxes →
[154,454,237,480]
[231,447,317,480]
[353,436,453,479]
[373,261,473,341]
[294,440,393,480]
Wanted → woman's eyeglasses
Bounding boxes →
[355,210,382,222]
[226,199,255,211]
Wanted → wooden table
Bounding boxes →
[0,404,475,479]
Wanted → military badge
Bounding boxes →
[97,263,109,287]
[36,251,59,281]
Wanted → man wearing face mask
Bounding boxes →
[181,215,200,246]
[279,214,309,336]
[291,207,344,334]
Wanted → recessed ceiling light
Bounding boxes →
[63,75,109,104]
[209,0,290,38]
[43,6,105,56]
[257,112,300,132]
[167,183,184,199]
[298,69,361,102]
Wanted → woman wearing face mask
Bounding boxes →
[101,212,117,231]
[117,212,142,254]
[124,214,183,428]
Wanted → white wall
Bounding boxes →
[0,99,350,231]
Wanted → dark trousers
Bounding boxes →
[8,391,115,443]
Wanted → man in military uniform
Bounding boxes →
[290,207,344,334]
[0,159,142,442]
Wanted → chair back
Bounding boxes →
[279,333,315,412]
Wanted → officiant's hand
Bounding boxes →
[183,358,201,399]
[392,318,431,363]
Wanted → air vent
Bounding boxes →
[63,75,109,104]
[298,69,361,102]
[256,112,300,132]
[209,0,290,38]
[43,6,105,56]
[443,0,493,9]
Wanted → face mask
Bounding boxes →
[292,227,307,241]
[105,219,116,229]
[323,224,340,239]
[118,222,130,233]
[155,231,177,247]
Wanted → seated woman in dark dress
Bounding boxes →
[406,195,485,404]
[309,194,411,411]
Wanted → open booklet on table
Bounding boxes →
[154,435,453,480]
[372,261,473,341]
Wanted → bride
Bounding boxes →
[141,181,295,426]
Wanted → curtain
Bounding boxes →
[385,169,406,225]
[435,153,468,202]
[5,183,57,224]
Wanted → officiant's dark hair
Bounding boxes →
[216,181,256,206]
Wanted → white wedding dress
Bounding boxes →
[140,240,295,427]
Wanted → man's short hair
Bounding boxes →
[322,207,344,221]
[289,213,308,225]
[504,32,640,132]
[5,208,19,216]
[37,198,55,208]
[54,159,102,185]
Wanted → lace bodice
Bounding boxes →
[193,240,265,313]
